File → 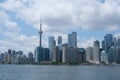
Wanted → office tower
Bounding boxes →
[58,36,62,62]
[104,34,113,63]
[35,47,44,64]
[43,48,50,61]
[4,52,8,63]
[58,36,62,45]
[93,40,100,64]
[101,51,108,64]
[62,46,78,63]
[8,49,12,54]
[0,53,4,62]
[68,32,77,47]
[104,34,113,53]
[62,46,68,63]
[102,40,105,51]
[117,38,120,46]
[116,46,120,63]
[49,36,56,60]
[67,47,78,63]
[107,47,115,63]
[7,49,12,63]
[52,46,60,62]
[78,48,86,63]
[86,47,93,63]
[28,52,33,58]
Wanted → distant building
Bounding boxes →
[101,51,108,64]
[68,32,77,47]
[28,52,33,58]
[102,40,105,51]
[35,47,44,64]
[62,46,68,63]
[86,47,94,63]
[58,36,62,46]
[0,53,4,62]
[43,48,50,61]
[66,47,78,63]
[49,36,56,60]
[52,46,60,62]
[93,40,100,64]
[62,46,78,63]
[78,48,86,63]
[104,34,113,52]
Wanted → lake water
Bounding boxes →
[0,65,120,80]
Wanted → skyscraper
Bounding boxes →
[102,40,105,51]
[49,36,56,60]
[86,47,94,63]
[52,46,60,62]
[35,47,44,63]
[104,34,113,53]
[58,36,62,45]
[93,40,100,64]
[28,52,33,58]
[68,32,77,47]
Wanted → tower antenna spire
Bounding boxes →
[39,18,43,47]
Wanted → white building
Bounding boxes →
[86,47,93,63]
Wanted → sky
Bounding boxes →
[0,0,120,54]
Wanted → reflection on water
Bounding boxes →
[0,65,120,80]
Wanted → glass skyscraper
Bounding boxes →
[68,32,77,47]
[49,36,56,60]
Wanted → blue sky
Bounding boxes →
[0,0,120,54]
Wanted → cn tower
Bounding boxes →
[39,19,43,47]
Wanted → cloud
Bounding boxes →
[78,37,96,48]
[0,0,120,54]
[0,0,120,32]
[0,10,20,32]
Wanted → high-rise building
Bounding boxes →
[62,46,78,63]
[8,49,12,63]
[104,34,113,53]
[62,46,68,63]
[57,36,62,62]
[78,48,86,63]
[101,51,108,64]
[43,48,50,61]
[8,49,12,54]
[67,47,78,63]
[104,34,113,63]
[58,36,62,45]
[117,38,120,46]
[0,53,4,62]
[35,47,44,64]
[68,32,77,47]
[49,36,56,60]
[52,46,60,62]
[102,40,105,51]
[93,40,100,64]
[116,46,120,63]
[86,47,93,63]
[28,52,33,58]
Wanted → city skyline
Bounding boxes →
[0,0,120,54]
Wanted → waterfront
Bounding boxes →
[0,65,120,80]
